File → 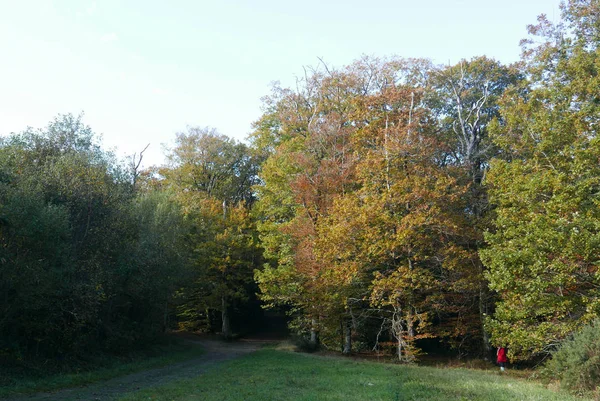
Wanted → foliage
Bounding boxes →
[427,57,524,357]
[0,114,189,361]
[163,126,260,205]
[162,127,262,337]
[543,319,600,395]
[252,60,363,346]
[429,56,522,175]
[7,0,600,371]
[317,77,474,361]
[176,197,261,332]
[482,0,600,360]
[253,56,512,359]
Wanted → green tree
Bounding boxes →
[177,197,261,338]
[163,127,259,205]
[163,127,261,338]
[482,0,600,360]
[0,114,188,359]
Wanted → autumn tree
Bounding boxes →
[255,57,469,356]
[252,58,426,347]
[253,60,367,347]
[315,69,475,360]
[427,57,522,356]
[163,127,261,338]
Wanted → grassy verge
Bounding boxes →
[119,348,587,401]
[0,338,204,398]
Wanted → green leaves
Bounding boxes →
[163,127,259,205]
[161,128,262,335]
[483,0,600,360]
[0,114,191,360]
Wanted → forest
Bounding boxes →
[1,0,600,389]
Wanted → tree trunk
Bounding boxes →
[405,307,416,363]
[391,309,403,362]
[479,285,492,358]
[163,300,169,333]
[221,296,231,340]
[309,318,318,349]
[472,160,492,359]
[342,319,352,354]
[407,307,415,339]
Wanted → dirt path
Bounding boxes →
[4,337,266,401]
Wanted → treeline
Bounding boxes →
[253,56,514,361]
[253,0,600,362]
[0,118,262,364]
[0,114,184,358]
[1,0,599,369]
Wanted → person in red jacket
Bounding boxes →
[497,346,508,371]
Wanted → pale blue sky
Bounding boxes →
[0,0,560,167]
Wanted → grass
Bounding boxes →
[119,348,587,401]
[0,339,204,398]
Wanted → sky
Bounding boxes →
[0,0,561,167]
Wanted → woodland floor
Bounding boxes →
[2,334,269,401]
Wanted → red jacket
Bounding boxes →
[497,347,507,363]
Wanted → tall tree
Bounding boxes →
[253,60,366,346]
[163,127,261,338]
[316,77,473,361]
[163,127,258,205]
[255,57,486,356]
[428,57,522,356]
[482,0,600,360]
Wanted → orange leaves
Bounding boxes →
[255,57,491,354]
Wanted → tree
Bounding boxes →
[0,114,188,360]
[427,57,522,356]
[163,127,261,338]
[253,60,364,347]
[316,78,472,361]
[430,57,521,181]
[254,57,492,357]
[482,0,600,360]
[177,197,260,338]
[163,127,259,205]
[124,190,190,337]
[0,114,139,356]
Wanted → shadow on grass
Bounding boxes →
[0,337,204,399]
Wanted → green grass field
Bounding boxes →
[119,349,586,401]
[0,340,204,398]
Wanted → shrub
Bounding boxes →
[292,334,320,352]
[543,319,600,395]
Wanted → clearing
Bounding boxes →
[3,338,587,401]
[119,348,587,401]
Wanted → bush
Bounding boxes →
[543,319,600,395]
[292,334,320,352]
